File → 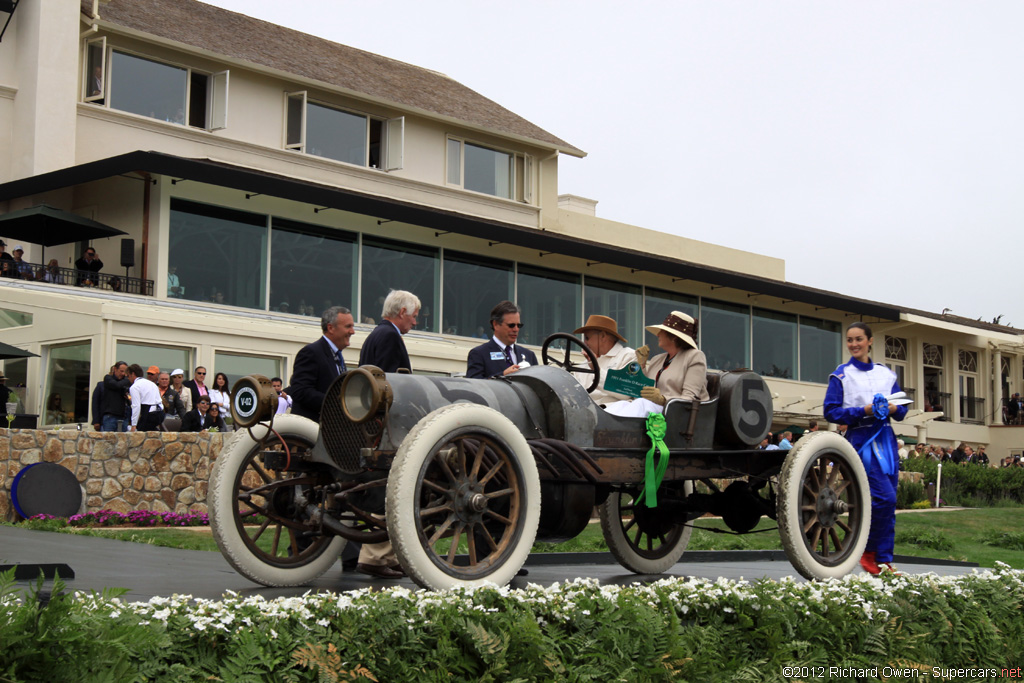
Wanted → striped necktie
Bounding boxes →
[335,350,346,374]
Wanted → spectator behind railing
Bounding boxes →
[75,246,104,286]
[0,257,154,295]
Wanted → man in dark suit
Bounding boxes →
[289,305,401,578]
[181,366,209,408]
[100,361,131,431]
[467,300,538,379]
[358,290,418,373]
[290,306,355,421]
[181,396,214,432]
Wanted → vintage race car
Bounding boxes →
[209,334,870,591]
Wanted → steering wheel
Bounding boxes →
[541,333,600,393]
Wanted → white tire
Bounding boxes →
[386,403,541,590]
[209,415,346,587]
[777,431,871,580]
[599,482,694,574]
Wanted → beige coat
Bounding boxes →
[645,347,710,402]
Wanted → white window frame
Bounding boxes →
[89,44,229,131]
[445,136,532,203]
[83,36,107,103]
[284,95,403,170]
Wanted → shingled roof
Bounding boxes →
[82,0,584,157]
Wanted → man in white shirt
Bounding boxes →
[271,377,292,414]
[127,363,165,432]
[571,315,636,405]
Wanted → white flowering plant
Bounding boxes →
[1,565,1022,681]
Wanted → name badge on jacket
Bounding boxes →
[490,351,505,361]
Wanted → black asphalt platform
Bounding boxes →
[0,526,982,603]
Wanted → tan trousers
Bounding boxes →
[357,514,398,567]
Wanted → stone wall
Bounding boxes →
[0,429,229,520]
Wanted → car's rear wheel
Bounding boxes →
[777,431,870,580]
[209,415,346,586]
[386,403,540,590]
[599,483,694,574]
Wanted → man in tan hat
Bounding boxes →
[572,314,636,404]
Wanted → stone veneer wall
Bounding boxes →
[0,429,229,520]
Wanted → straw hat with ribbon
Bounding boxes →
[645,311,699,349]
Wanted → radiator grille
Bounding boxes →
[319,376,383,473]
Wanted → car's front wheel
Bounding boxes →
[386,403,540,590]
[599,483,694,574]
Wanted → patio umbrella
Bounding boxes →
[0,341,37,361]
[0,204,127,248]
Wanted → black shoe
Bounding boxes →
[516,567,529,577]
[342,558,358,571]
[356,563,405,579]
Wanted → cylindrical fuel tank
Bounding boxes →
[714,371,773,447]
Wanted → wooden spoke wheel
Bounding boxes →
[599,484,693,574]
[387,403,540,590]
[777,431,871,580]
[209,415,346,586]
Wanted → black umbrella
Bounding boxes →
[0,204,127,248]
[0,341,38,361]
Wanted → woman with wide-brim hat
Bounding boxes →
[604,311,709,417]
[571,314,636,404]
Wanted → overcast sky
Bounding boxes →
[205,0,1024,327]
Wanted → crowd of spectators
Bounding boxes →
[87,363,267,434]
[0,243,132,291]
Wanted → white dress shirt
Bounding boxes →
[130,377,163,427]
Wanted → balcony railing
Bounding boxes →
[1,260,153,296]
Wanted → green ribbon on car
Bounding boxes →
[637,412,669,508]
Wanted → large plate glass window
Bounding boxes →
[702,299,750,371]
[168,199,268,310]
[584,277,642,347]
[752,308,797,379]
[270,218,357,317]
[442,251,513,338]
[1,358,28,412]
[643,289,698,349]
[798,317,840,384]
[517,265,580,345]
[0,308,32,329]
[285,94,402,168]
[361,237,439,332]
[115,342,191,378]
[43,341,90,426]
[212,352,282,386]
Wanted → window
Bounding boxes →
[43,341,91,425]
[84,37,106,104]
[442,251,513,338]
[361,237,438,332]
[2,358,27,412]
[103,50,228,130]
[115,342,192,377]
[752,308,797,379]
[958,349,982,424]
[285,92,403,169]
[884,335,910,403]
[517,265,580,345]
[798,317,840,384]
[270,219,357,317]
[643,289,698,349]
[702,300,750,371]
[584,277,642,347]
[446,138,532,201]
[923,343,946,415]
[168,199,268,310]
[0,308,32,329]
[213,352,282,385]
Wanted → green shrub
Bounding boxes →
[978,530,1024,551]
[895,528,955,551]
[903,459,1024,506]
[896,479,927,509]
[910,500,933,510]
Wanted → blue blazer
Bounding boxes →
[289,337,344,422]
[358,322,412,373]
[466,340,538,379]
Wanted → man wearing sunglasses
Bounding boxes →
[467,300,538,379]
[182,366,209,408]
